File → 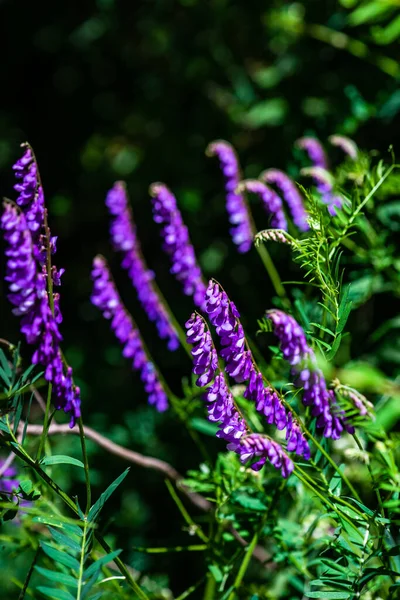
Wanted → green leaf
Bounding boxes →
[40,455,84,469]
[242,98,288,128]
[0,350,12,385]
[36,587,76,600]
[326,334,342,360]
[208,564,223,583]
[233,493,267,511]
[189,418,218,437]
[0,419,10,434]
[83,549,122,580]
[48,527,81,554]
[35,567,77,588]
[337,286,352,334]
[310,323,335,337]
[40,542,80,571]
[306,592,351,599]
[88,468,130,522]
[18,479,41,501]
[348,1,394,26]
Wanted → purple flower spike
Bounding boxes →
[236,180,288,231]
[296,137,328,170]
[185,314,218,387]
[205,281,253,383]
[91,255,168,412]
[206,140,253,253]
[328,135,358,160]
[150,183,206,309]
[238,435,294,477]
[13,144,45,238]
[1,201,80,427]
[301,166,343,216]
[106,182,179,351]
[266,309,352,439]
[260,169,309,232]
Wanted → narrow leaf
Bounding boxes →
[36,587,76,600]
[40,455,84,469]
[83,549,122,580]
[48,527,81,554]
[88,469,130,522]
[40,542,80,571]
[35,567,78,588]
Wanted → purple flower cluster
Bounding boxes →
[0,461,19,496]
[236,180,288,231]
[1,199,80,426]
[296,137,328,169]
[185,318,295,477]
[266,310,354,439]
[206,140,253,254]
[186,314,218,387]
[260,169,309,232]
[296,137,342,216]
[204,281,310,458]
[105,182,179,351]
[328,135,358,160]
[13,144,45,237]
[91,256,168,412]
[205,281,253,383]
[150,183,206,309]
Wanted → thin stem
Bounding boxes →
[18,546,40,600]
[227,530,259,600]
[76,519,88,600]
[175,576,206,600]
[256,243,290,308]
[78,417,91,514]
[353,433,385,518]
[202,574,217,600]
[35,383,52,461]
[165,479,209,544]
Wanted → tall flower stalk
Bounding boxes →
[150,183,207,310]
[260,169,309,232]
[206,140,253,254]
[91,256,168,412]
[105,181,180,351]
[1,145,80,428]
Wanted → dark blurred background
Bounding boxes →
[0,0,399,595]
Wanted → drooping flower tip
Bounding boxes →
[239,435,294,477]
[185,313,218,387]
[260,169,309,232]
[13,143,45,235]
[206,140,253,254]
[236,179,288,231]
[105,182,179,351]
[300,166,343,216]
[91,255,168,412]
[150,182,206,309]
[328,135,358,160]
[296,137,328,170]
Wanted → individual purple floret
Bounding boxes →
[266,309,353,439]
[150,183,207,310]
[1,201,80,427]
[91,255,168,412]
[185,314,218,387]
[260,169,309,232]
[13,143,45,238]
[296,137,328,170]
[105,181,179,351]
[236,180,288,231]
[328,135,358,160]
[205,280,253,383]
[206,140,253,254]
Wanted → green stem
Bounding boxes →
[227,530,259,600]
[175,577,206,600]
[36,383,52,460]
[203,574,217,600]
[78,417,91,514]
[165,479,209,544]
[18,546,40,600]
[256,244,290,308]
[76,519,88,600]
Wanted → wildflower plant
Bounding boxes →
[0,132,400,600]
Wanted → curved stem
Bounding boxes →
[35,384,52,461]
[256,243,290,309]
